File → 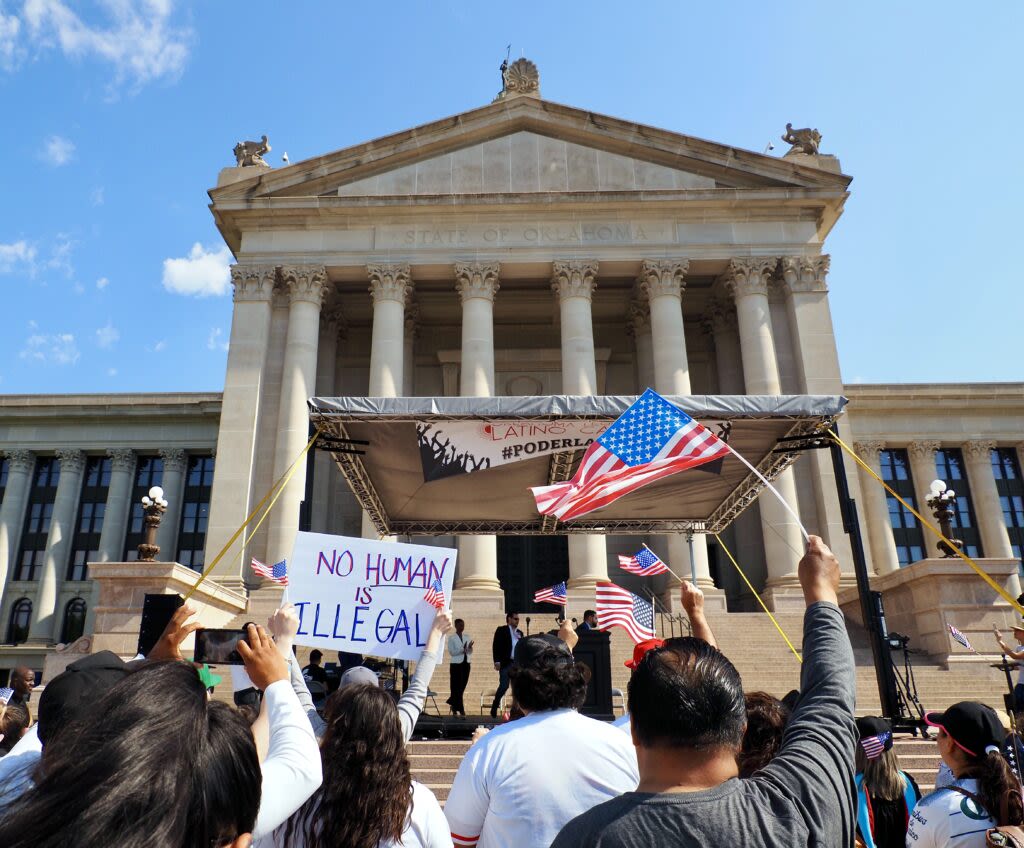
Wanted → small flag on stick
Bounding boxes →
[423,578,446,610]
[252,558,288,586]
[618,545,669,576]
[533,581,568,606]
[596,582,655,644]
[860,731,892,759]
[0,687,14,706]
[948,624,975,653]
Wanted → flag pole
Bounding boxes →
[685,531,697,583]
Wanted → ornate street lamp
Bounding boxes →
[926,478,964,558]
[137,485,168,562]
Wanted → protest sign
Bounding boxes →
[288,531,457,661]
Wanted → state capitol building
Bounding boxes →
[1,60,1021,687]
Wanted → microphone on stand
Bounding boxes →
[525,616,531,636]
[572,618,578,626]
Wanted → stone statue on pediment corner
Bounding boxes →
[494,57,540,101]
[781,123,822,156]
[233,135,271,168]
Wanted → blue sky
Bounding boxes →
[1,1,1020,394]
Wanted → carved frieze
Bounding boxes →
[280,265,328,306]
[724,258,778,299]
[638,259,688,302]
[454,262,501,304]
[106,448,136,473]
[780,255,831,294]
[230,265,277,303]
[367,264,413,306]
[551,260,599,301]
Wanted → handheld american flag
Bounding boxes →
[251,558,288,586]
[423,578,446,610]
[948,624,975,653]
[596,581,655,644]
[860,731,892,760]
[533,581,568,606]
[531,389,729,521]
[618,545,669,576]
[0,687,13,706]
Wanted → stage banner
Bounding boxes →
[288,531,457,661]
[416,420,609,481]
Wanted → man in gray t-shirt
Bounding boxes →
[551,536,856,848]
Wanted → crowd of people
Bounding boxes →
[1,535,1022,847]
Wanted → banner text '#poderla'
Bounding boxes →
[316,548,451,588]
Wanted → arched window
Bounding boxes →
[6,598,32,645]
[60,598,87,644]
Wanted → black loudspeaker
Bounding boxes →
[573,630,614,721]
[137,593,184,657]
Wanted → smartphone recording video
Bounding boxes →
[194,628,247,665]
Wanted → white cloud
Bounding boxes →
[0,4,22,71]
[19,332,79,365]
[45,235,75,276]
[206,327,228,351]
[95,321,119,349]
[149,339,166,353]
[0,240,37,273]
[96,276,109,289]
[90,186,104,205]
[20,0,193,92]
[162,243,231,297]
[42,134,75,166]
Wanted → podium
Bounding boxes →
[573,630,614,720]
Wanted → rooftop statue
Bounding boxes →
[494,57,540,101]
[233,135,271,168]
[781,123,822,156]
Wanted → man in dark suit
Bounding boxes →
[490,612,522,717]
[576,610,598,633]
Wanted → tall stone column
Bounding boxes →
[705,298,744,396]
[725,258,806,602]
[29,449,85,643]
[265,266,327,572]
[552,260,608,588]
[907,441,941,540]
[362,264,412,539]
[204,265,276,587]
[852,441,901,576]
[455,262,502,592]
[638,259,715,596]
[87,448,135,633]
[626,302,655,391]
[156,449,188,560]
[311,308,344,533]
[0,450,35,593]
[780,256,856,571]
[404,303,418,396]
[963,440,1016,560]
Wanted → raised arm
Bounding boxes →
[679,580,717,648]
[268,604,326,738]
[398,609,453,742]
[994,628,1024,660]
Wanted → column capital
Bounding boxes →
[367,263,413,305]
[230,264,277,303]
[963,440,997,462]
[551,259,599,301]
[454,262,500,304]
[625,301,650,338]
[106,448,135,472]
[3,449,35,473]
[907,440,941,460]
[320,304,347,338]
[780,255,830,294]
[159,448,189,473]
[638,258,688,301]
[280,265,328,306]
[404,301,420,339]
[55,449,87,475]
[704,296,738,333]
[853,441,887,463]
[723,257,778,299]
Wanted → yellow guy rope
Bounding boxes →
[183,428,321,602]
[828,429,1024,617]
[713,532,803,663]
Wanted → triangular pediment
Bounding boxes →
[211,97,850,203]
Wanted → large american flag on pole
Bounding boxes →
[252,558,288,586]
[596,582,655,644]
[618,545,670,576]
[531,389,730,522]
[533,581,568,606]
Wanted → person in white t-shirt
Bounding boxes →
[445,623,639,848]
[993,623,1024,710]
[908,702,1023,848]
[266,682,451,848]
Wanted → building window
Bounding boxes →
[15,457,57,581]
[176,455,215,571]
[880,449,926,566]
[6,598,31,644]
[60,598,87,644]
[992,449,1024,570]
[68,457,111,581]
[123,456,163,560]
[934,449,983,558]
[0,456,8,507]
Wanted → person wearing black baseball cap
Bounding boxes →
[853,715,920,848]
[906,701,1024,847]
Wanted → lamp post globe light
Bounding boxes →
[925,478,964,558]
[138,485,169,562]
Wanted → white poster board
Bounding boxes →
[288,531,457,661]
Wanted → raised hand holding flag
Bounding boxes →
[424,578,446,610]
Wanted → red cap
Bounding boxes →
[625,638,665,670]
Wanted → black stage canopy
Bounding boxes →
[310,394,847,537]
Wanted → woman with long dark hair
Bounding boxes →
[907,701,1024,847]
[271,684,451,848]
[0,660,262,848]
